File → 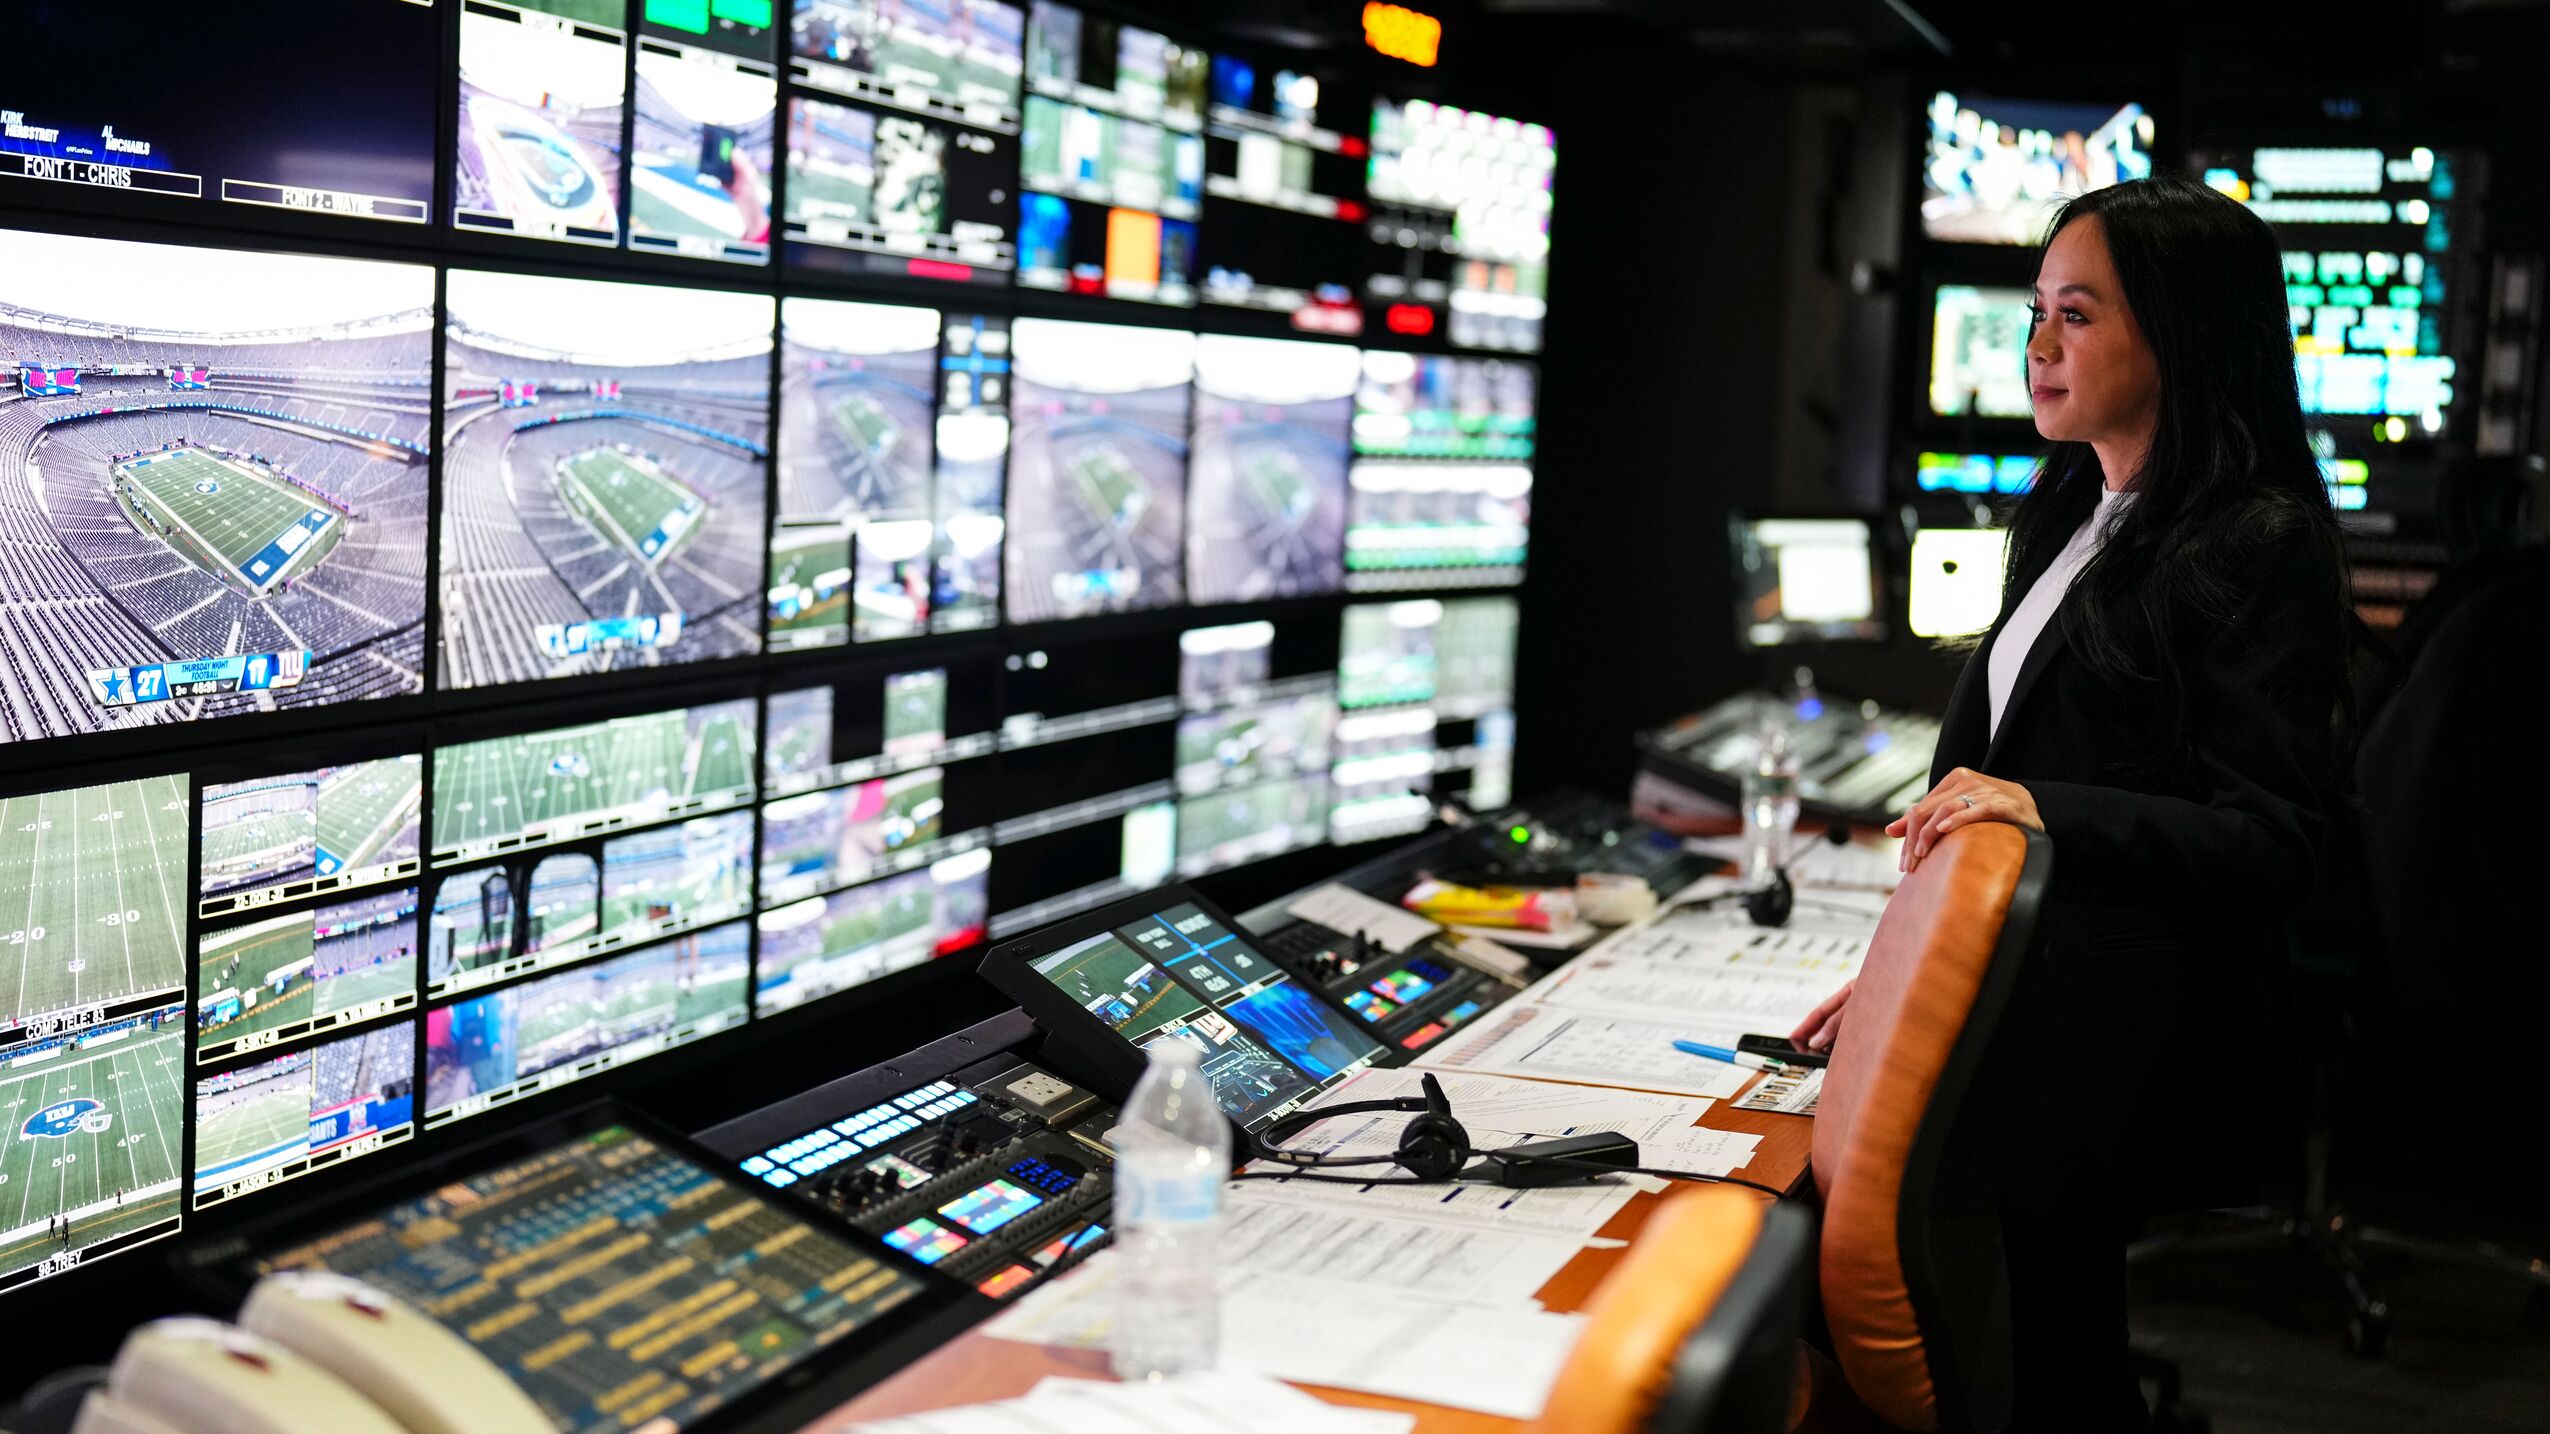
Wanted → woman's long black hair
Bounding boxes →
[2004,174,2351,760]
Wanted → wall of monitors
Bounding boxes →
[0,0,1552,1300]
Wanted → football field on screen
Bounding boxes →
[117,449,339,594]
[0,778,191,1027]
[557,449,703,562]
[0,1030,185,1279]
[432,708,752,849]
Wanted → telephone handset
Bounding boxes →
[238,1272,552,1434]
[73,1274,550,1434]
[70,1319,408,1434]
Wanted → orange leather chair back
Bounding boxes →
[1811,823,2047,1433]
[1530,1187,1811,1434]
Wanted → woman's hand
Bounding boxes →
[1887,767,2042,872]
[1791,979,1853,1054]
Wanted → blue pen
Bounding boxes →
[1673,1039,1786,1072]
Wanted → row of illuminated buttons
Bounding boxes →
[741,1086,984,1180]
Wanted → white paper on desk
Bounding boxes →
[1448,918,1596,950]
[1217,1194,1582,1307]
[987,1258,1585,1420]
[1415,1004,1755,1100]
[1641,1124,1764,1177]
[1287,884,1442,954]
[1531,951,1850,1035]
[842,1371,1416,1434]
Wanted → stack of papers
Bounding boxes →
[843,1373,1416,1433]
[985,1259,1587,1420]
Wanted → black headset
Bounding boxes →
[1250,1071,1474,1181]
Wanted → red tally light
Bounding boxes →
[1385,304,1436,335]
[1340,136,1369,158]
[905,257,975,282]
[1335,199,1368,223]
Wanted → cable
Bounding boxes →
[1229,1159,1791,1200]
[1000,1215,1105,1301]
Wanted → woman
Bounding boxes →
[1792,176,2352,1427]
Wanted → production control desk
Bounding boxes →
[694,793,1722,1304]
[1635,692,1942,828]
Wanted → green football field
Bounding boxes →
[834,394,898,456]
[195,913,316,1050]
[690,710,756,797]
[556,449,703,564]
[0,777,190,1027]
[769,530,851,640]
[192,1062,310,1179]
[1243,450,1312,525]
[432,712,691,849]
[787,162,872,227]
[0,1030,185,1279]
[675,964,748,1028]
[116,448,339,596]
[316,760,422,874]
[1070,446,1149,529]
[313,955,416,1019]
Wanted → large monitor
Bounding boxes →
[1003,318,1193,620]
[1367,98,1554,352]
[0,229,433,744]
[1186,335,1357,603]
[453,0,629,245]
[424,921,750,1127]
[1731,517,1883,647]
[1907,527,2010,639]
[1,774,192,1046]
[629,2,779,264]
[2197,147,2464,437]
[1920,90,2153,246]
[2,0,438,225]
[438,270,771,689]
[1198,55,1368,335]
[0,1005,186,1293]
[1928,284,2032,419]
[983,889,1386,1127]
[755,845,991,1013]
[772,298,942,650]
[1346,352,1534,588]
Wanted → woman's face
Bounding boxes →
[2026,214,2161,457]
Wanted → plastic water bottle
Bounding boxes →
[1742,725,1801,891]
[1108,1040,1232,1382]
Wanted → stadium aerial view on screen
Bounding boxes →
[0,1010,185,1290]
[0,229,433,744]
[770,298,941,649]
[453,0,629,245]
[1187,335,1355,603]
[1004,318,1193,620]
[431,699,758,864]
[0,775,193,1045]
[439,270,772,689]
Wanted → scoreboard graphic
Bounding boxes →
[88,650,312,709]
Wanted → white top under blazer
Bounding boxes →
[1987,485,2136,738]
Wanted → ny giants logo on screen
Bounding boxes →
[21,1098,108,1141]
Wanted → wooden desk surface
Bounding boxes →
[805,1075,1815,1432]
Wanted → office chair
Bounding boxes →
[1803,822,2050,1433]
[2130,458,2550,1361]
[1527,1185,1817,1434]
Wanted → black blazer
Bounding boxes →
[1934,511,2345,1211]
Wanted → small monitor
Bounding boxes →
[1731,518,1883,647]
[1921,90,2152,246]
[1929,285,2033,419]
[980,886,1385,1128]
[1907,528,2011,639]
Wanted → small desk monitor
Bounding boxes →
[1731,517,1883,647]
[1907,527,2011,638]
